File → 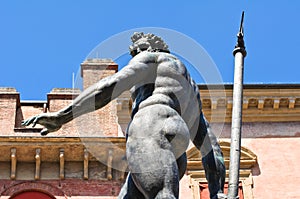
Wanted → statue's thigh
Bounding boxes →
[126,130,179,197]
[128,148,179,198]
[118,173,145,199]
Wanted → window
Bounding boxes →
[10,191,55,199]
[199,182,244,199]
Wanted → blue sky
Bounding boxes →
[0,1,299,100]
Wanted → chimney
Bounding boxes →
[81,58,118,90]
[0,88,20,135]
[80,59,119,137]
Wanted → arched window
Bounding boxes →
[10,191,55,199]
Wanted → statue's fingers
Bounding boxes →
[21,119,28,126]
[41,128,49,136]
[32,119,36,128]
[32,116,42,128]
[21,117,34,126]
[21,120,27,126]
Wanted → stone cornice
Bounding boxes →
[199,84,300,122]
[0,136,126,162]
[116,84,300,123]
[0,136,127,181]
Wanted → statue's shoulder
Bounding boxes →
[129,51,158,63]
[129,52,181,66]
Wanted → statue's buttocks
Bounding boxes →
[128,104,190,158]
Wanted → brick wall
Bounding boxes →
[0,88,19,135]
[7,59,121,137]
[0,179,122,198]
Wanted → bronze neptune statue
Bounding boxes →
[22,32,225,199]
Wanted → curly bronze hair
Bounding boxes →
[129,32,170,57]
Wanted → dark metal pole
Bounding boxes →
[227,11,247,199]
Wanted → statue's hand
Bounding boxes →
[21,112,62,136]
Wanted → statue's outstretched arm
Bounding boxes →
[58,61,152,123]
[22,60,153,135]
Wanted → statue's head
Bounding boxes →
[129,32,170,57]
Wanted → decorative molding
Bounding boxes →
[35,148,41,180]
[1,181,67,197]
[242,173,254,199]
[186,141,257,181]
[189,176,200,199]
[211,100,218,110]
[258,99,264,109]
[273,99,280,109]
[83,149,89,180]
[10,148,17,180]
[289,98,296,109]
[59,148,65,180]
[107,149,113,180]
[187,141,256,199]
[0,137,127,181]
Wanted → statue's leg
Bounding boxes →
[118,172,145,199]
[192,112,226,199]
[118,120,145,199]
[126,139,179,199]
[153,153,187,199]
[126,105,189,199]
[176,152,187,180]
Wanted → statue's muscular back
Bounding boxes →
[130,51,201,130]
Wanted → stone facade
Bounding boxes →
[1,59,300,198]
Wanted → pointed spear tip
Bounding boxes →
[239,11,245,35]
[233,11,247,57]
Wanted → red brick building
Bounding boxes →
[1,59,300,198]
